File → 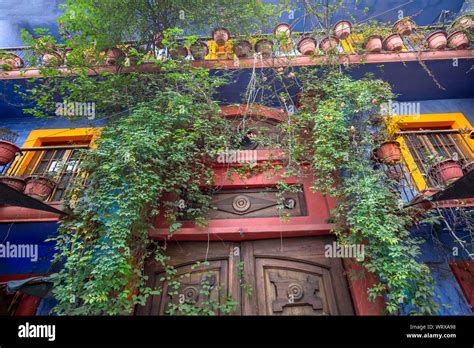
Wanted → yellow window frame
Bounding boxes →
[8,127,101,176]
[388,113,474,191]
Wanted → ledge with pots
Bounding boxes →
[1,48,472,80]
[1,15,473,79]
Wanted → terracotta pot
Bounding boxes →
[462,161,474,173]
[0,54,24,69]
[105,48,122,65]
[297,37,317,55]
[0,176,26,192]
[392,18,415,35]
[430,159,464,185]
[255,39,273,58]
[365,35,383,52]
[169,46,188,59]
[383,33,404,51]
[450,15,474,32]
[425,31,447,49]
[274,23,291,38]
[375,141,401,165]
[212,28,230,46]
[24,176,56,201]
[447,31,469,49]
[233,40,253,58]
[319,36,339,53]
[334,20,352,40]
[0,140,21,165]
[190,41,209,60]
[42,52,63,67]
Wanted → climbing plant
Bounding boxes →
[49,61,237,315]
[283,68,440,314]
[16,0,449,316]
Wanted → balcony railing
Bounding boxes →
[0,145,88,202]
[388,128,474,202]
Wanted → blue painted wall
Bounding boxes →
[1,116,101,147]
[408,217,473,315]
[0,222,59,276]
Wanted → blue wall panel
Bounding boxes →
[0,222,59,276]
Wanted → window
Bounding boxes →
[2,128,99,202]
[401,127,473,187]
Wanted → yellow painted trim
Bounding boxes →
[387,113,474,190]
[22,127,101,147]
[9,127,101,176]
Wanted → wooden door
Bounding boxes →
[135,241,241,315]
[136,237,353,315]
[241,236,354,315]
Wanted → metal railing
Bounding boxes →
[0,145,88,202]
[387,128,474,202]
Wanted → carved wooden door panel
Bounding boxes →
[241,236,354,315]
[136,237,353,315]
[135,241,241,315]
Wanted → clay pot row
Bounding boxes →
[365,30,470,53]
[297,36,340,55]
[374,140,470,185]
[169,41,210,60]
[0,175,56,201]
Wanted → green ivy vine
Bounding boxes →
[285,68,440,314]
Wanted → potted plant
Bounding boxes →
[190,41,209,60]
[449,14,474,32]
[274,23,292,53]
[447,30,470,49]
[105,47,123,65]
[24,175,57,201]
[42,51,63,67]
[0,128,21,166]
[425,30,448,49]
[0,176,26,192]
[427,153,464,185]
[169,44,188,60]
[297,37,317,55]
[233,40,253,58]
[364,35,383,52]
[352,22,391,53]
[255,38,273,58]
[383,33,404,51]
[274,23,291,38]
[319,36,339,53]
[212,28,231,46]
[374,140,402,165]
[392,17,415,36]
[0,52,24,69]
[333,20,352,40]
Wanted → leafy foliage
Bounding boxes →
[50,62,231,315]
[287,68,440,314]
